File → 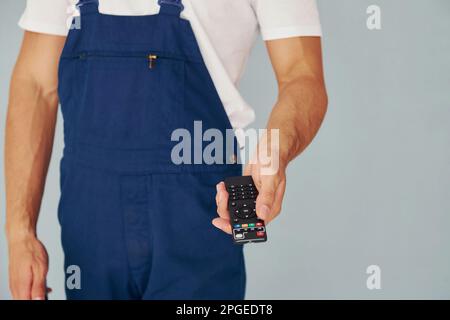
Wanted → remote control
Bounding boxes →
[224,176,267,244]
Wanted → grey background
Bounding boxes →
[1,0,449,299]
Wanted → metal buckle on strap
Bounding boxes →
[157,0,184,11]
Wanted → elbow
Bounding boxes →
[302,77,328,120]
[318,84,328,118]
[278,75,328,122]
[313,84,328,135]
[10,72,59,111]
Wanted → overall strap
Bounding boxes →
[158,0,184,16]
[77,0,99,14]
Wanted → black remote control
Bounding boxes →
[224,176,267,244]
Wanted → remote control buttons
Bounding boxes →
[225,177,267,243]
[232,201,257,219]
[227,182,258,201]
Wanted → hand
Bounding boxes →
[8,235,50,300]
[213,161,287,234]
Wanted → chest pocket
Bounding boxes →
[61,51,186,149]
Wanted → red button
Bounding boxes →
[256,222,263,227]
[256,231,265,237]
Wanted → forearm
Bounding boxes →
[5,73,58,242]
[267,76,328,167]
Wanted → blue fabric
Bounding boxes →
[57,0,245,299]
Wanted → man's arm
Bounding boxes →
[5,31,66,300]
[264,37,328,165]
[213,36,328,232]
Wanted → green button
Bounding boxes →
[248,223,255,227]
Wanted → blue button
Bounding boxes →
[234,224,241,228]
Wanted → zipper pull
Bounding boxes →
[148,54,158,69]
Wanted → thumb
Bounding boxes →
[255,177,276,221]
[243,163,252,176]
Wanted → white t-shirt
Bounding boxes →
[19,0,321,137]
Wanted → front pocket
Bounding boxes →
[63,51,186,148]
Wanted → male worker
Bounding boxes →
[5,0,327,299]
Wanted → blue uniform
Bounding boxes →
[57,0,245,299]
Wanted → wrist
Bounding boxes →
[272,139,290,174]
[6,220,37,244]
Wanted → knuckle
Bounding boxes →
[261,190,275,200]
[34,273,45,283]
[34,265,46,277]
[272,205,282,215]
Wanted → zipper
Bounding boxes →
[148,54,158,69]
[74,51,189,69]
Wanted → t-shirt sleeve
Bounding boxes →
[251,0,322,40]
[18,0,73,36]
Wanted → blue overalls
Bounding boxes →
[57,0,245,299]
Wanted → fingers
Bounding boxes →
[215,182,230,220]
[255,175,286,223]
[270,179,286,220]
[8,238,49,300]
[31,265,47,300]
[212,217,232,234]
[243,163,252,176]
[255,177,276,221]
[12,268,32,300]
[213,174,286,233]
[213,182,232,234]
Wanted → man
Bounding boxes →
[5,0,327,300]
